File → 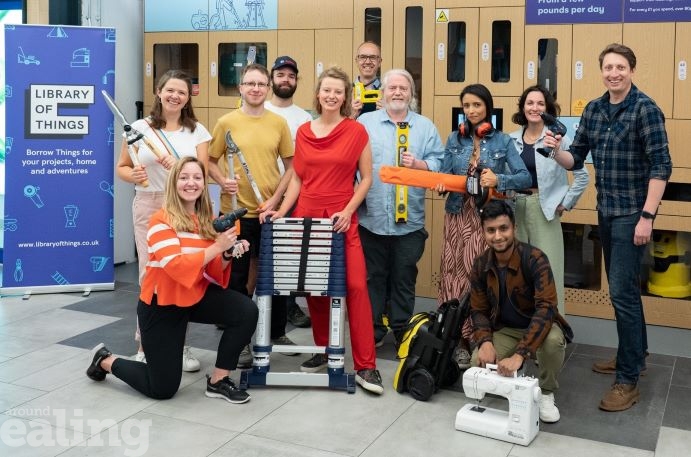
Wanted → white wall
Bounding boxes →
[82,0,142,264]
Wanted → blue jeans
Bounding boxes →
[598,212,648,384]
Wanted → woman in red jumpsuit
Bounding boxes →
[264,66,383,395]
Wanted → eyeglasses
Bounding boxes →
[240,81,270,88]
[356,54,381,63]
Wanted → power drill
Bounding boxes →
[536,112,567,158]
[213,208,248,233]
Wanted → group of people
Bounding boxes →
[87,41,671,423]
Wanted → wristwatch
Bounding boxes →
[641,210,656,220]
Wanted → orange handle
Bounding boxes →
[378,165,468,193]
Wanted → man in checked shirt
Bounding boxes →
[545,43,672,412]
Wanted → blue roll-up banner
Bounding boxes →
[1,24,116,295]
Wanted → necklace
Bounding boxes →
[523,131,540,144]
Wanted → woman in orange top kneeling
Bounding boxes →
[86,157,258,404]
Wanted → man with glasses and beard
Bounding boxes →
[264,56,313,329]
[208,63,296,367]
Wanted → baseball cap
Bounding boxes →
[272,56,299,74]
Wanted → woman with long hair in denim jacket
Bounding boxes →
[436,83,531,369]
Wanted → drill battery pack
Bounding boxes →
[393,294,470,401]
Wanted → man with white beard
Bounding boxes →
[357,69,444,347]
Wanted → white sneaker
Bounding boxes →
[539,392,560,423]
[182,346,201,372]
[132,352,146,363]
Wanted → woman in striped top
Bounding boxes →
[86,157,258,404]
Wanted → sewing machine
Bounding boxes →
[455,364,541,446]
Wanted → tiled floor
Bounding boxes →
[1,261,690,456]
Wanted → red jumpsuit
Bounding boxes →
[293,119,376,370]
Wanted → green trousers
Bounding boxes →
[471,325,566,393]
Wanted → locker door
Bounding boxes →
[624,22,675,116]
[208,30,278,109]
[392,0,435,118]
[571,24,622,116]
[434,8,479,96]
[673,23,691,119]
[353,0,394,79]
[276,30,315,111]
[477,7,524,97]
[143,32,209,110]
[524,25,573,115]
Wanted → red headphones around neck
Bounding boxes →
[458,119,493,138]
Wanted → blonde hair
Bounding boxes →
[163,156,216,239]
[314,66,353,118]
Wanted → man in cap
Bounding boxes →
[264,55,313,328]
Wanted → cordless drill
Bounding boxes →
[536,112,567,158]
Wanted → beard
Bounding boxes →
[273,83,297,99]
[492,238,515,255]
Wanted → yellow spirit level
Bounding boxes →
[353,82,381,104]
[395,122,409,223]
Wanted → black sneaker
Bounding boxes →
[271,335,299,356]
[237,345,253,369]
[86,343,112,381]
[300,354,328,373]
[356,368,384,395]
[205,375,251,404]
[287,303,311,328]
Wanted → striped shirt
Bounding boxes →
[139,209,230,307]
[569,84,672,216]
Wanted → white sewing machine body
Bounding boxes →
[455,364,541,446]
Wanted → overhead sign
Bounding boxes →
[526,0,691,24]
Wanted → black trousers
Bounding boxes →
[230,217,287,338]
[111,285,258,400]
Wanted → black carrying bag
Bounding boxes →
[393,293,470,401]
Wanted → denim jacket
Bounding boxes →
[442,129,531,214]
[509,128,590,221]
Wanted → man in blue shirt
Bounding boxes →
[358,69,444,347]
[547,43,672,412]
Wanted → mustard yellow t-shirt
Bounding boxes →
[209,109,294,216]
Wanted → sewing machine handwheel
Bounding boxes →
[407,367,435,401]
[439,361,461,388]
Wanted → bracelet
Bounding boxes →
[222,250,233,261]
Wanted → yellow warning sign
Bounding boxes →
[572,98,586,116]
[436,9,449,23]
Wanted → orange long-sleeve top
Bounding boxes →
[139,209,230,307]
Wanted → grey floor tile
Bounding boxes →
[661,385,691,431]
[670,355,691,388]
[0,308,119,346]
[0,381,47,413]
[57,412,237,457]
[11,348,92,391]
[59,318,140,356]
[144,374,301,433]
[0,414,73,456]
[0,293,87,326]
[0,343,86,383]
[508,431,654,457]
[246,362,415,455]
[211,434,351,457]
[654,426,691,457]
[361,389,514,457]
[0,334,55,358]
[13,376,156,433]
[63,289,140,318]
[544,352,668,451]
